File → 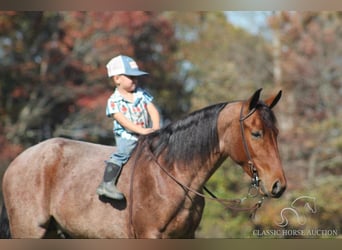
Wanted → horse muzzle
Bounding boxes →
[259,179,286,198]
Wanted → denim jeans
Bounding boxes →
[108,137,137,167]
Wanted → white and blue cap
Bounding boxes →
[106,55,148,77]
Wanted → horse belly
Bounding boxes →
[53,202,129,238]
[50,179,130,238]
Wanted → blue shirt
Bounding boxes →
[106,87,153,141]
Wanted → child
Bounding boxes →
[96,55,161,200]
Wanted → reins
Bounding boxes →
[149,149,264,217]
[144,101,265,217]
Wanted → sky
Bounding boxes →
[225,11,273,38]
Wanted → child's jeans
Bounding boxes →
[108,136,137,167]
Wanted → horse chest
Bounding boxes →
[162,196,205,238]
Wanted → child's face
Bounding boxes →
[114,75,138,92]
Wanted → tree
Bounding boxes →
[167,12,273,110]
[268,12,342,122]
[166,12,276,238]
[263,12,342,238]
[0,11,186,148]
[268,12,342,178]
[0,11,190,180]
[0,12,73,146]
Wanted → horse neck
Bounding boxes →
[179,152,226,192]
[216,102,241,158]
[188,103,238,187]
[168,104,239,192]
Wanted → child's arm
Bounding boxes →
[113,112,154,135]
[146,102,160,130]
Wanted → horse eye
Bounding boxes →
[251,131,263,139]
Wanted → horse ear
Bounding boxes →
[248,88,262,111]
[265,90,282,109]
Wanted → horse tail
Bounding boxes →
[0,203,11,238]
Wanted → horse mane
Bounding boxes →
[138,102,228,167]
[135,100,277,168]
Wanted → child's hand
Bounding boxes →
[139,128,156,135]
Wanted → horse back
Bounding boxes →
[3,138,113,200]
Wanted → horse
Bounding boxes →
[0,88,286,238]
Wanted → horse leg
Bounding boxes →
[9,205,69,238]
[42,217,71,239]
[0,204,11,238]
[7,204,51,238]
[9,215,50,238]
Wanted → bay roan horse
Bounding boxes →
[1,88,286,238]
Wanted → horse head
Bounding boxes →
[220,88,287,198]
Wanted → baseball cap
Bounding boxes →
[106,55,148,77]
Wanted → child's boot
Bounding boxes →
[96,162,124,200]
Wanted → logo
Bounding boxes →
[276,196,317,227]
[129,61,138,69]
[252,195,339,237]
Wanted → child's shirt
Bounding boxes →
[106,87,153,141]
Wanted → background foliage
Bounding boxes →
[0,11,341,238]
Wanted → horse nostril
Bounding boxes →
[271,180,284,198]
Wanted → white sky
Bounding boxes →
[225,11,272,38]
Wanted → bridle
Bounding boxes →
[146,102,264,212]
[128,101,265,237]
[239,102,260,190]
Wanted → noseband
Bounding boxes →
[239,103,260,190]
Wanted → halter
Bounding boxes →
[239,102,260,190]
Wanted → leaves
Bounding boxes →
[0,11,186,145]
